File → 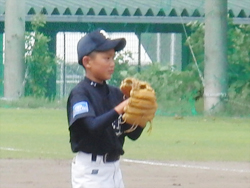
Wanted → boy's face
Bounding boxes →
[85,49,116,83]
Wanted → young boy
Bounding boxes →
[66,29,144,188]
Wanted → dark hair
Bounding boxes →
[80,51,97,69]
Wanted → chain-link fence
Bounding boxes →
[55,32,182,99]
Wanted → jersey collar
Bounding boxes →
[84,77,107,88]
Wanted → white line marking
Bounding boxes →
[123,159,250,173]
[1,147,249,173]
[0,147,67,156]
[0,147,25,152]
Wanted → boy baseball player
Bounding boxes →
[67,29,144,188]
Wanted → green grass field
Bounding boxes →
[0,108,249,161]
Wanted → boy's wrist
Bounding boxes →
[114,105,123,115]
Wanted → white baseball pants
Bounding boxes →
[71,152,125,188]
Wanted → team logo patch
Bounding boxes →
[73,101,89,118]
[100,30,110,39]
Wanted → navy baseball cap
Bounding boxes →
[77,29,126,65]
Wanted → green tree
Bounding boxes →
[109,51,137,87]
[227,24,250,100]
[186,20,250,101]
[24,15,56,99]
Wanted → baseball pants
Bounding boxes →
[71,151,125,188]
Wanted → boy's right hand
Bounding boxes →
[114,99,129,114]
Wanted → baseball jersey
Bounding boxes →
[67,77,143,155]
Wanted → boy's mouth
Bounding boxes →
[109,69,114,74]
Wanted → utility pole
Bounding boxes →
[204,0,228,114]
[4,0,26,100]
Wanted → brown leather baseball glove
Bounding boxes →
[120,78,157,133]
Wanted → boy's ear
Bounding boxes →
[82,56,91,68]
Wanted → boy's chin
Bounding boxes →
[106,75,112,80]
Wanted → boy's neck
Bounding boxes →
[85,75,104,84]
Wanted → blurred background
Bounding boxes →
[0,0,250,117]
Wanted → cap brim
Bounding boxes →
[95,38,126,52]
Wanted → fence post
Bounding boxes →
[44,31,57,100]
[0,33,3,97]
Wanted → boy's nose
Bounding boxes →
[110,59,115,67]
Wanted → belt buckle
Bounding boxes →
[103,153,120,163]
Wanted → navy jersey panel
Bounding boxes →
[67,87,95,127]
[67,77,126,154]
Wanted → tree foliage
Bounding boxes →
[111,20,250,115]
[185,20,250,101]
[227,23,250,99]
[109,51,137,86]
[24,15,56,99]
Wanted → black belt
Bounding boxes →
[92,152,120,163]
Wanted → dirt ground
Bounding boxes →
[0,159,249,188]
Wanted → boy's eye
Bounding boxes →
[105,56,113,60]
